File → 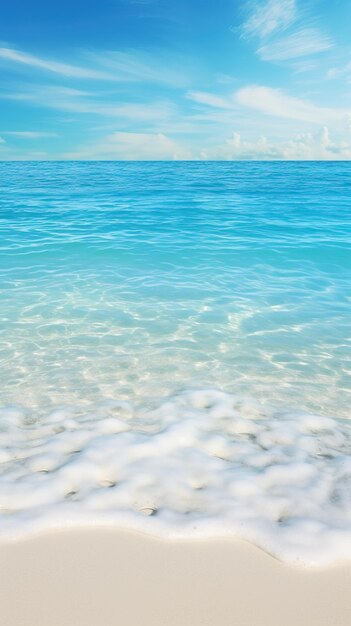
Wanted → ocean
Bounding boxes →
[0,161,350,564]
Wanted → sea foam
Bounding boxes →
[0,389,350,566]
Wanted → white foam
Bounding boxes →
[0,389,350,566]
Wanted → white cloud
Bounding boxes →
[238,2,333,66]
[4,86,176,121]
[205,126,351,160]
[2,125,351,161]
[0,47,111,79]
[1,131,58,138]
[0,46,189,87]
[258,27,333,60]
[66,132,192,160]
[291,59,319,73]
[327,58,351,81]
[235,85,349,124]
[186,91,230,108]
[240,0,297,39]
[8,86,92,102]
[66,123,351,161]
[184,85,350,137]
[89,50,188,87]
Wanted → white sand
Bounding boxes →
[1,529,351,626]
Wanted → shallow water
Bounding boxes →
[0,161,350,564]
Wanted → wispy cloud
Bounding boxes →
[235,85,349,124]
[4,85,177,121]
[239,0,297,39]
[258,27,333,61]
[185,84,350,128]
[0,45,189,87]
[327,58,351,81]
[88,50,189,87]
[238,1,333,65]
[0,47,111,79]
[186,91,229,108]
[1,131,58,138]
[291,59,319,73]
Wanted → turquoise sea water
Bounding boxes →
[0,161,350,563]
[1,161,349,413]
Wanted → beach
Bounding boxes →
[0,161,350,624]
[1,0,351,616]
[2,529,351,626]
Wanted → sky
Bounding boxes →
[0,0,351,160]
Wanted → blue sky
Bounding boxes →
[0,0,350,159]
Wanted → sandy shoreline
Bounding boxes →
[1,529,351,626]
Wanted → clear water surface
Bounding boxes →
[1,161,349,414]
